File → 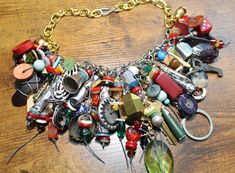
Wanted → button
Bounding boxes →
[13,63,34,80]
[146,84,161,98]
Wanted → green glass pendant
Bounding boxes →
[144,140,174,173]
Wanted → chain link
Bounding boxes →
[43,0,183,52]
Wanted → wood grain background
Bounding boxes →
[0,0,235,173]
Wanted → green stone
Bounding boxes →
[144,65,152,73]
[144,140,174,173]
[63,58,75,71]
[117,122,126,139]
[123,93,144,124]
[80,128,92,142]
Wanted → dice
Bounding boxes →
[189,15,213,36]
[198,18,213,35]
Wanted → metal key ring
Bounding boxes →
[181,109,213,141]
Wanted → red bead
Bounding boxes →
[164,45,170,51]
[126,127,141,143]
[180,15,190,24]
[103,76,114,82]
[174,22,189,35]
[92,94,100,107]
[152,70,161,80]
[125,127,141,156]
[168,33,180,39]
[211,39,224,49]
[133,120,141,130]
[46,66,55,73]
[91,112,100,121]
[131,86,141,94]
[12,40,34,56]
[48,122,58,140]
[78,121,92,128]
[189,15,204,28]
[126,141,137,150]
[86,69,93,77]
[91,87,102,94]
[155,72,183,100]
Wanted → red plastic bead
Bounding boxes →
[12,40,34,56]
[152,70,161,80]
[169,33,180,39]
[91,112,100,121]
[180,15,190,24]
[86,69,93,77]
[91,87,102,94]
[103,76,114,82]
[46,66,55,73]
[174,22,189,35]
[155,72,183,101]
[48,122,58,140]
[92,94,100,107]
[131,86,141,94]
[125,127,141,151]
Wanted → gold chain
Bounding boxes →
[43,0,186,52]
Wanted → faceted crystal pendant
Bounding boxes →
[144,140,174,173]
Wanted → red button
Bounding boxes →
[12,40,34,56]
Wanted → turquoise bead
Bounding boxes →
[164,99,170,105]
[157,50,167,61]
[157,90,167,102]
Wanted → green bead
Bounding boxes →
[161,108,186,141]
[25,51,36,64]
[117,122,126,139]
[80,128,92,142]
[144,65,152,73]
[123,93,144,125]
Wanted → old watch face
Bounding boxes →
[98,98,119,131]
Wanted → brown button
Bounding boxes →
[188,15,205,28]
[13,63,34,80]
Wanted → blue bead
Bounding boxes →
[157,50,167,61]
[128,80,139,90]
[77,105,87,114]
[164,99,170,105]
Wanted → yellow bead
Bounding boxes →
[112,105,119,111]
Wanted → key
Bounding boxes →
[190,58,223,77]
[200,63,223,77]
[161,121,177,145]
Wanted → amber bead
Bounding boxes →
[169,58,181,69]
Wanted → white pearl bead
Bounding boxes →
[33,59,45,72]
[151,115,163,127]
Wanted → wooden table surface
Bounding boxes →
[1,0,235,173]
